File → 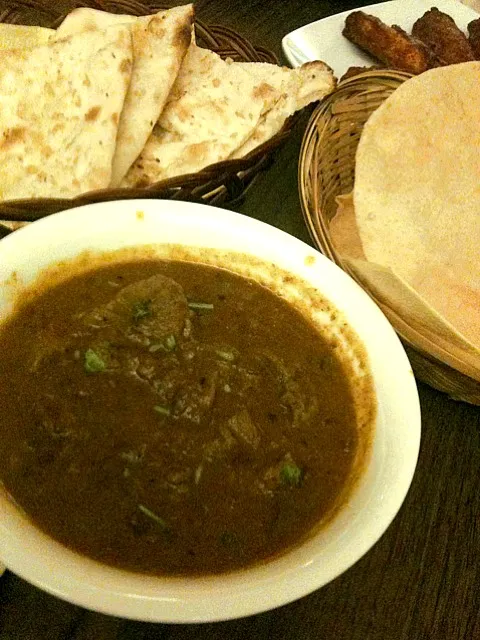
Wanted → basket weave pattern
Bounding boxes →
[299,70,480,404]
[0,0,293,222]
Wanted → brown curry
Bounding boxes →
[0,259,360,575]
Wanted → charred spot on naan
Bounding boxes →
[0,127,26,149]
[170,103,192,124]
[135,16,166,48]
[184,141,210,162]
[252,82,276,101]
[51,123,65,135]
[173,22,194,49]
[85,106,101,122]
[120,57,132,75]
[42,145,54,159]
[151,122,165,137]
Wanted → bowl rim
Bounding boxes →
[0,199,421,622]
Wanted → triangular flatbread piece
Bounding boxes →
[231,60,335,158]
[56,4,194,186]
[122,46,335,186]
[0,25,132,200]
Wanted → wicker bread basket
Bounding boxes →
[299,69,480,405]
[0,0,294,224]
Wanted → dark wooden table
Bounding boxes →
[0,1,479,638]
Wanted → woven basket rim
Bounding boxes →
[0,0,295,219]
[298,68,480,403]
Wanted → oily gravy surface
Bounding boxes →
[0,257,374,575]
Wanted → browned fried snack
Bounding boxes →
[340,65,384,82]
[343,11,436,74]
[467,18,480,59]
[412,8,475,65]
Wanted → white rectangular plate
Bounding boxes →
[282,0,479,77]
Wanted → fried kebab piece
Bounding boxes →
[343,11,436,75]
[467,18,480,60]
[412,8,475,65]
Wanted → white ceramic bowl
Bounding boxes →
[0,199,420,622]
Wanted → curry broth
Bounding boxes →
[0,259,362,575]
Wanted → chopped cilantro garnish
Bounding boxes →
[280,462,303,487]
[149,343,164,353]
[84,348,106,373]
[153,405,171,417]
[138,504,167,530]
[216,349,235,362]
[164,334,176,351]
[188,301,214,311]
[132,299,152,322]
[149,335,176,353]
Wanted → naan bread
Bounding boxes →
[56,5,193,186]
[231,60,335,158]
[353,62,480,348]
[122,45,272,186]
[122,47,335,187]
[0,26,132,200]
